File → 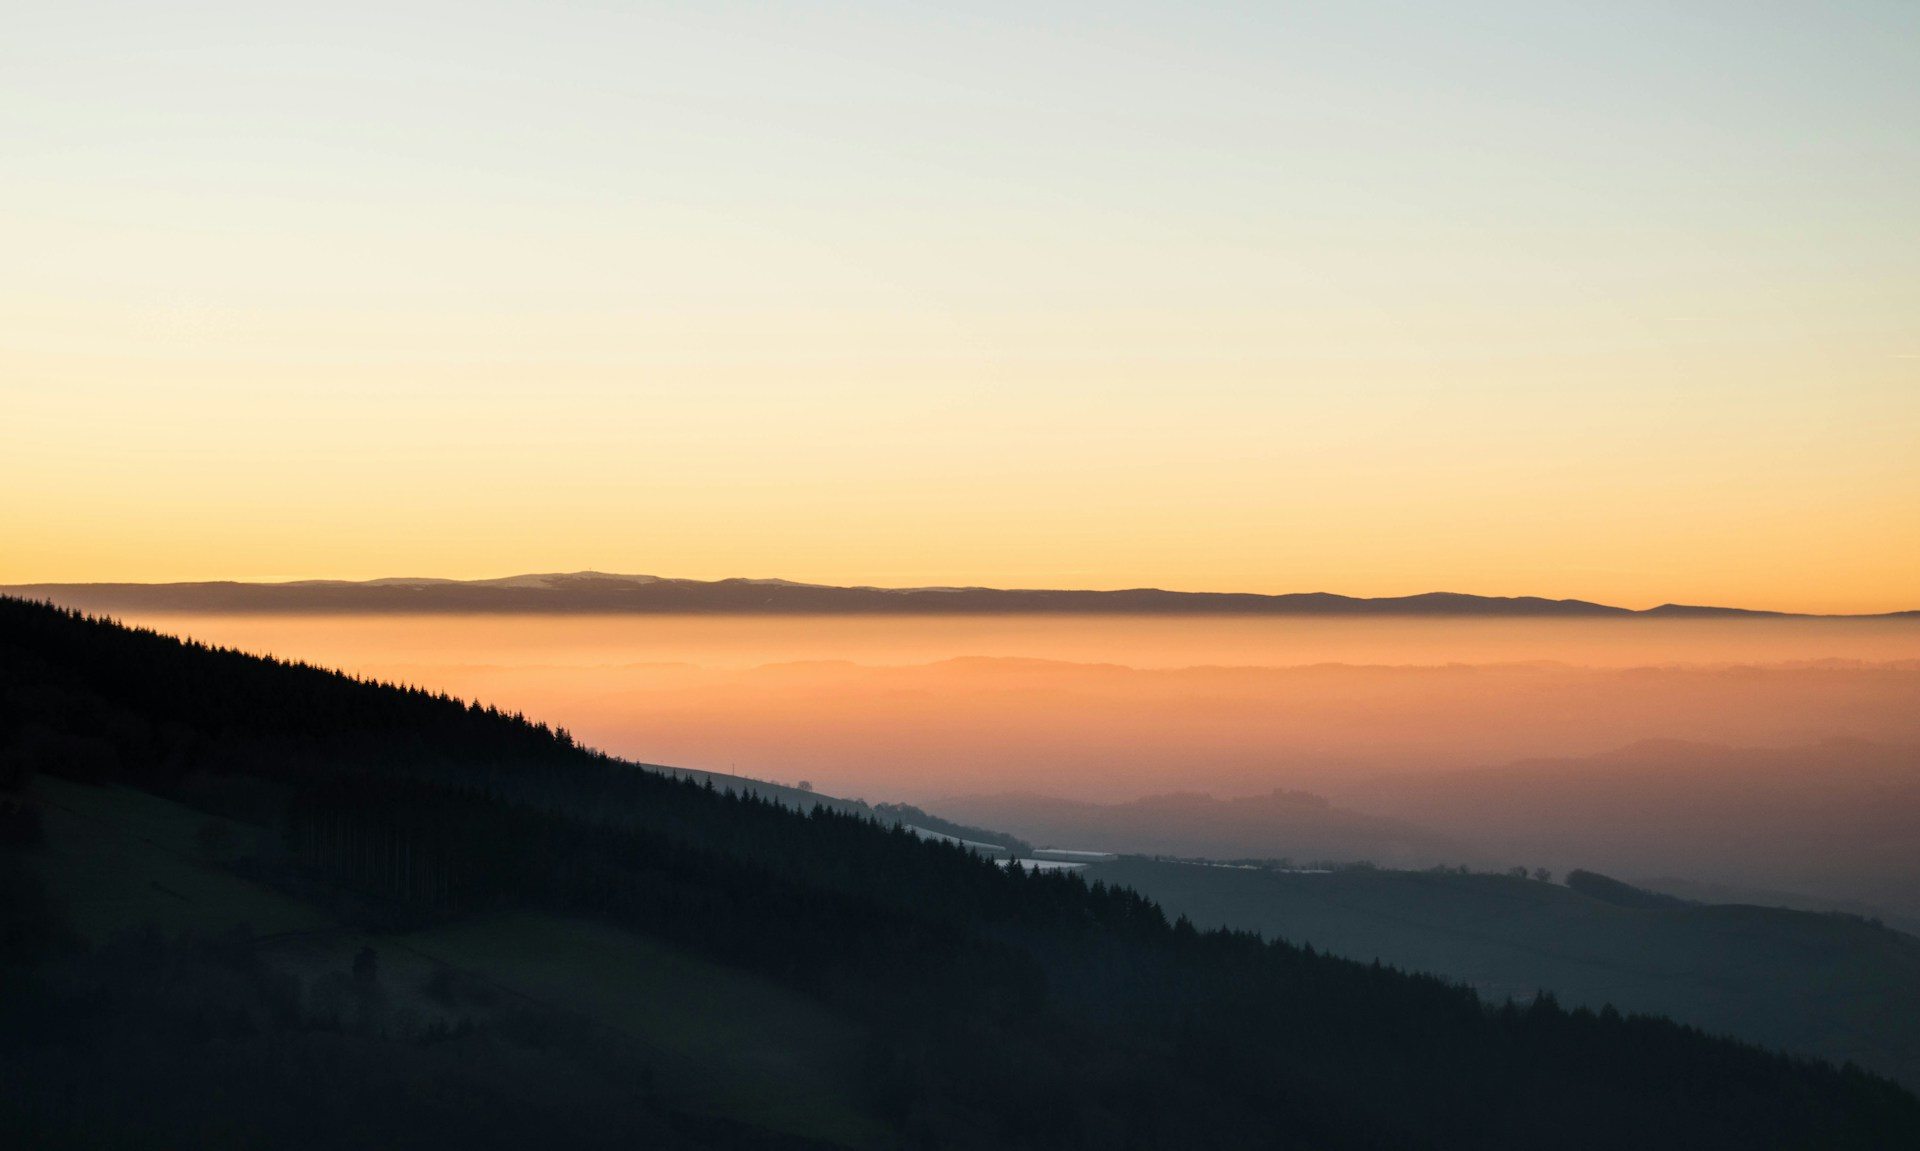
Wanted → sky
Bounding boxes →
[4,1,1917,612]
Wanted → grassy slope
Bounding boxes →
[29,775,328,941]
[21,775,884,1148]
[411,915,886,1147]
[1094,857,1920,1087]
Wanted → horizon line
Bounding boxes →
[4,572,1916,620]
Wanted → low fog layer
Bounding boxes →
[77,612,1920,918]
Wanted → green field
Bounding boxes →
[408,914,886,1147]
[27,775,330,941]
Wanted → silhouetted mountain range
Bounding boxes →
[8,572,1914,617]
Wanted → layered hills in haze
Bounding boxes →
[1331,739,1920,921]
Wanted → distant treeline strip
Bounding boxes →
[12,577,1915,616]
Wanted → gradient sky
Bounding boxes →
[4,2,1917,611]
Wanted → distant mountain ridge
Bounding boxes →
[7,571,1912,617]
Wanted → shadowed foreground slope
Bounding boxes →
[2,597,1916,1149]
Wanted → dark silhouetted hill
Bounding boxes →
[1564,869,1694,910]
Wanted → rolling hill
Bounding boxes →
[1082,857,1920,1089]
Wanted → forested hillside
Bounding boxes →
[1087,858,1920,1088]
[3,597,1916,1149]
